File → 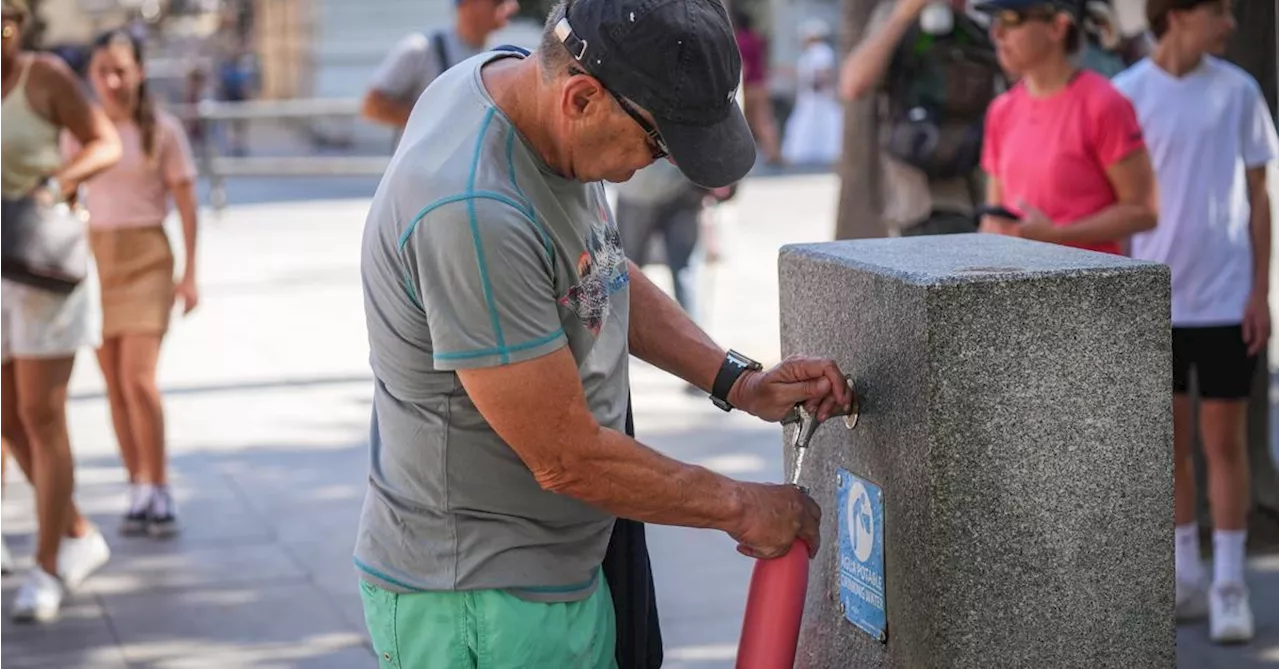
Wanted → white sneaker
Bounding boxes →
[57,528,110,591]
[1,536,13,575]
[1175,576,1208,622]
[11,567,62,623]
[1209,582,1254,643]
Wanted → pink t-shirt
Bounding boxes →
[62,110,196,230]
[736,29,767,86]
[981,70,1146,255]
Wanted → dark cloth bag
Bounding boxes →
[603,400,664,668]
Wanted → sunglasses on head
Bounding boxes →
[992,6,1062,26]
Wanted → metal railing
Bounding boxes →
[170,97,391,212]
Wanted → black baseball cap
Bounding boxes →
[974,0,1081,15]
[555,0,755,188]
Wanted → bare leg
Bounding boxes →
[14,356,78,575]
[97,338,141,483]
[3,362,88,540]
[118,333,167,486]
[1173,395,1197,527]
[1199,400,1250,532]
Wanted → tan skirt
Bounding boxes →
[90,226,175,338]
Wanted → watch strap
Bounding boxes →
[711,350,761,411]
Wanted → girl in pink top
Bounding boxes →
[975,0,1157,254]
[63,29,199,538]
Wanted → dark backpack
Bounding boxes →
[880,13,1006,181]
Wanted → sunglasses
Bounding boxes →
[991,6,1061,27]
[568,66,669,160]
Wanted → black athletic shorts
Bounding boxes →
[1172,325,1258,400]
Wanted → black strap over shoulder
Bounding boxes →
[492,44,532,57]
[431,28,452,73]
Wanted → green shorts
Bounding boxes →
[358,572,617,669]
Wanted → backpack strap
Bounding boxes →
[430,29,452,75]
[492,44,532,56]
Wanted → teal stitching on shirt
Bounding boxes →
[397,190,535,251]
[401,273,423,310]
[353,556,427,592]
[396,190,536,313]
[434,328,564,361]
[466,109,510,363]
[507,570,599,594]
[504,127,556,274]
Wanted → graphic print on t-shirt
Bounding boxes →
[561,217,628,335]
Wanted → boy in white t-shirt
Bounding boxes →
[1113,0,1275,645]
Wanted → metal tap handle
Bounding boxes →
[784,374,861,490]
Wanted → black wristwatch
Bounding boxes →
[710,350,762,412]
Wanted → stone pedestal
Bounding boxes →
[778,235,1174,668]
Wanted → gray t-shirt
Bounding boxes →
[369,29,484,106]
[355,50,631,603]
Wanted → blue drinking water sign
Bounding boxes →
[836,468,887,642]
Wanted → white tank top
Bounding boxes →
[2,59,63,198]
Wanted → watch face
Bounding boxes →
[728,350,760,370]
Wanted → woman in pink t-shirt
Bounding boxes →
[975,0,1156,254]
[63,29,199,537]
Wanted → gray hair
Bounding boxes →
[537,1,574,81]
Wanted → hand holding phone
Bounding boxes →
[974,204,1022,223]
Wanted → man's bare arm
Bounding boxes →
[456,346,821,559]
[1243,165,1272,355]
[361,89,414,129]
[626,260,853,421]
[839,0,929,101]
[626,259,723,392]
[1246,166,1271,298]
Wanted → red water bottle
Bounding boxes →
[735,540,810,669]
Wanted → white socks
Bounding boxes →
[129,483,154,514]
[1176,523,1247,586]
[1175,523,1203,583]
[1212,530,1247,586]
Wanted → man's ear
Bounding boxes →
[562,75,607,121]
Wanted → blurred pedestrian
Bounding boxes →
[1076,0,1127,77]
[732,8,782,166]
[975,0,1157,253]
[1114,0,1275,643]
[1,0,121,623]
[65,28,200,540]
[361,0,520,131]
[616,159,734,335]
[780,19,842,166]
[840,0,1006,236]
[215,41,256,156]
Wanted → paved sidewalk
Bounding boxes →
[2,174,1276,668]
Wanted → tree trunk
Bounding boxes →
[1226,0,1277,121]
[834,0,886,240]
[1225,0,1279,517]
